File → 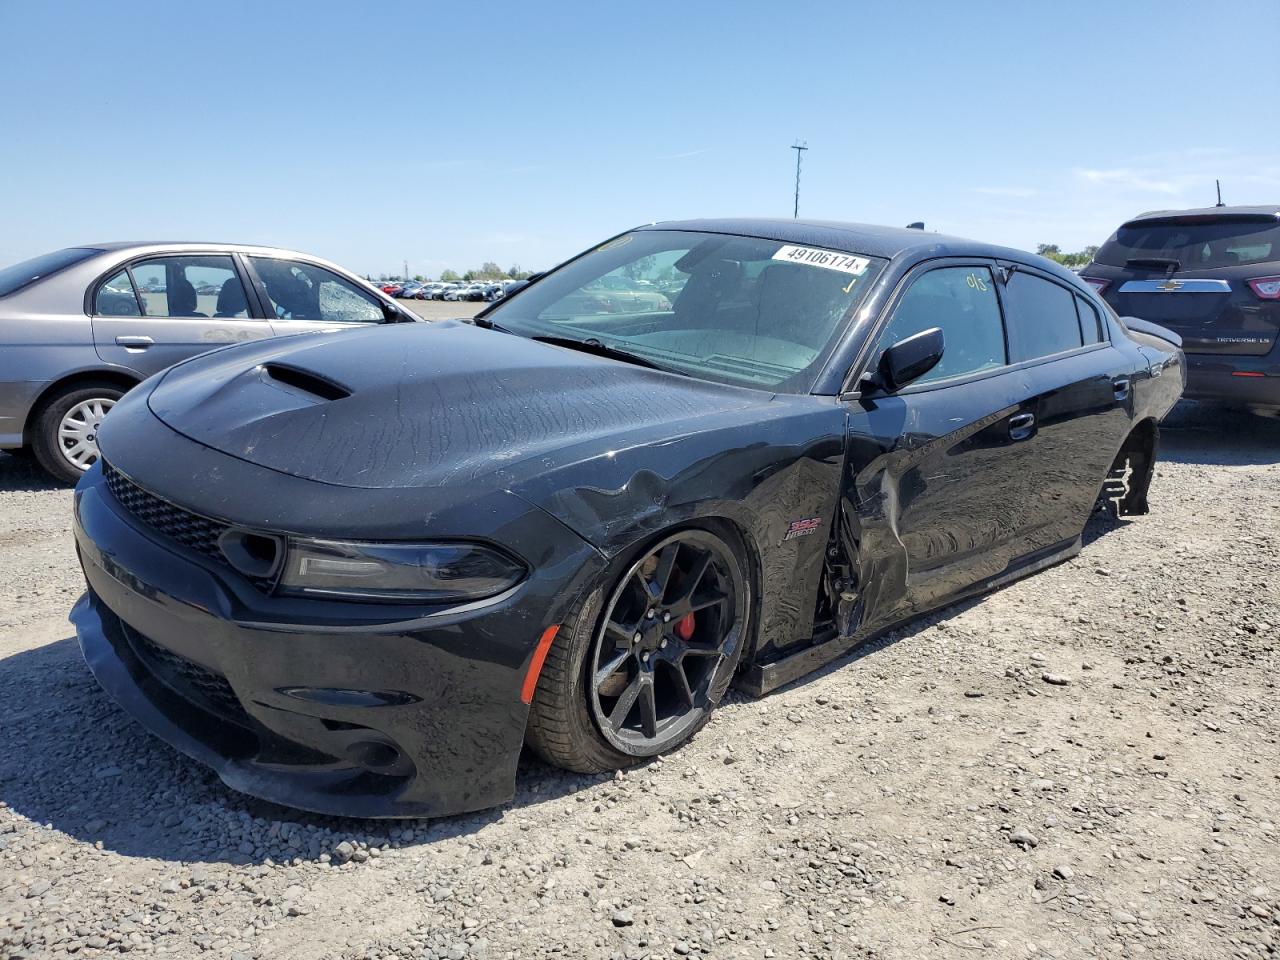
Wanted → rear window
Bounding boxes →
[1096,219,1280,270]
[0,247,101,297]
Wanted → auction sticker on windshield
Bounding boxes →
[772,245,870,276]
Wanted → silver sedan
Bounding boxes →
[0,242,416,482]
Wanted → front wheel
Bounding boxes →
[31,382,125,485]
[525,526,750,773]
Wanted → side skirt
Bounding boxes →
[736,535,1082,697]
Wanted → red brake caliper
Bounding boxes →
[675,612,696,641]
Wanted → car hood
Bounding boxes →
[146,321,772,490]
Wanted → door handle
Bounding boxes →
[1112,377,1131,401]
[114,335,154,348]
[1008,412,1036,441]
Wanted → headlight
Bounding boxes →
[278,538,526,603]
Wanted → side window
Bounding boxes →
[130,256,249,319]
[874,266,1006,384]
[94,269,141,316]
[1075,294,1103,344]
[251,257,384,324]
[1003,272,1084,362]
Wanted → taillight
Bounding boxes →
[1082,277,1109,294]
[1246,276,1280,299]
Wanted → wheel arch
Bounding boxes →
[1109,416,1160,516]
[23,369,141,445]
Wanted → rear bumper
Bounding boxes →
[1184,355,1280,407]
[71,465,597,819]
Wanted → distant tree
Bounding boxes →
[462,270,476,282]
[507,264,522,279]
[477,261,503,280]
[1035,243,1103,268]
[413,274,424,282]
[440,269,461,282]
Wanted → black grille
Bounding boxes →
[101,462,274,591]
[103,462,229,560]
[122,622,253,727]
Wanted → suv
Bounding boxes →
[1081,205,1280,413]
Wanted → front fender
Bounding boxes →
[512,399,847,665]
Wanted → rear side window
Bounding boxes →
[1075,295,1103,344]
[0,247,100,297]
[1003,272,1083,362]
[94,270,141,316]
[130,256,250,319]
[1096,219,1280,269]
[874,266,1006,384]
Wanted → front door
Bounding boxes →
[842,261,1043,629]
[90,254,272,377]
[242,256,387,338]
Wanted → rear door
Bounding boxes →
[1089,215,1280,356]
[997,265,1134,544]
[90,254,271,376]
[243,256,388,338]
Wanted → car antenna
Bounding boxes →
[1215,179,1224,207]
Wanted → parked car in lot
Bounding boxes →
[398,281,424,299]
[441,284,466,301]
[70,218,1182,817]
[1081,205,1280,413]
[417,282,445,300]
[379,281,405,297]
[0,243,417,483]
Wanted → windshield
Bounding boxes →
[1096,218,1280,270]
[481,230,885,391]
[0,247,101,297]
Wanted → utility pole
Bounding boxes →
[404,259,409,280]
[791,140,808,219]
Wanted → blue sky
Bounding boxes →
[3,0,1277,277]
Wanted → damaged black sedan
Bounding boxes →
[71,220,1183,817]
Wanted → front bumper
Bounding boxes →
[71,465,600,818]
[1184,354,1280,408]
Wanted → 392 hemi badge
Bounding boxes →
[784,517,823,541]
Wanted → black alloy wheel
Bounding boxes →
[590,531,746,754]
[525,526,750,772]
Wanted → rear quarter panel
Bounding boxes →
[0,311,137,446]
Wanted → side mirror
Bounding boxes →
[382,301,409,323]
[868,327,944,393]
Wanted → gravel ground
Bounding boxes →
[0,401,1276,960]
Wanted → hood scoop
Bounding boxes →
[260,362,351,402]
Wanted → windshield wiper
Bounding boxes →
[530,335,665,371]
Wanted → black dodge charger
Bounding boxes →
[71,220,1184,818]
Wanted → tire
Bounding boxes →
[30,381,126,485]
[525,524,751,773]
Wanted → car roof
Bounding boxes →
[639,218,1039,264]
[1121,204,1280,225]
[80,241,329,257]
